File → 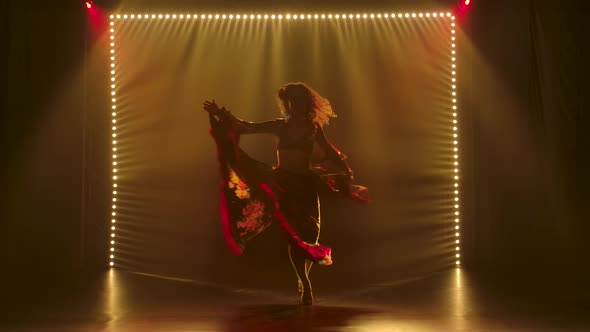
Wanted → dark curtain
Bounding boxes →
[465,0,588,286]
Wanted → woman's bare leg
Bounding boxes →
[305,260,313,275]
[305,259,313,278]
[288,244,313,304]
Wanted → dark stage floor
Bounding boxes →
[4,269,588,331]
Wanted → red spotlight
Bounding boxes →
[85,1,94,9]
[464,0,471,5]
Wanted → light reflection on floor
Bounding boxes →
[9,268,589,332]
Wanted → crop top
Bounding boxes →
[276,123,315,153]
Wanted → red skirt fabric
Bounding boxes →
[209,114,368,265]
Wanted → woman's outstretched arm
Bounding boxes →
[204,100,282,134]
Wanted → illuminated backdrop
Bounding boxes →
[107,11,461,290]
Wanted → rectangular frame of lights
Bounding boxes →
[106,10,462,268]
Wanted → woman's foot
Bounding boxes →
[297,280,303,297]
[300,287,314,305]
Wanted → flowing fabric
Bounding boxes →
[208,113,369,265]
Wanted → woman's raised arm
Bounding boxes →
[204,100,282,134]
[231,117,283,135]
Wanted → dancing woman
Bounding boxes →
[204,82,368,305]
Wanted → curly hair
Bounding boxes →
[277,82,337,128]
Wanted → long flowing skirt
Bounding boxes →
[209,114,368,265]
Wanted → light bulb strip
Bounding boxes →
[449,17,461,266]
[106,10,461,269]
[109,20,117,268]
[109,12,454,21]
